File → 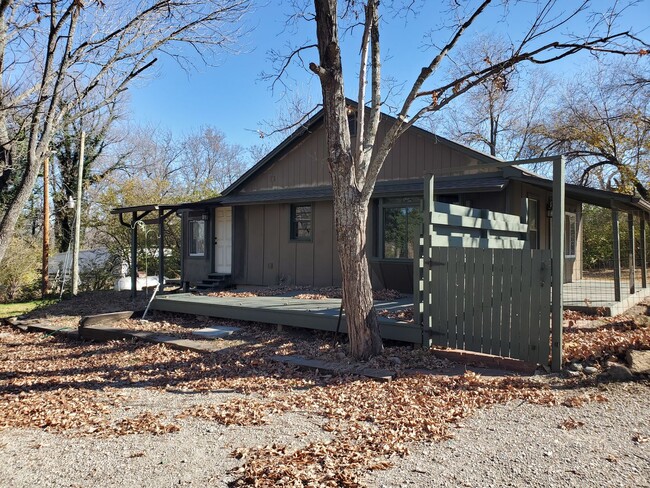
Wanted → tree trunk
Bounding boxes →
[0,153,43,263]
[332,187,383,359]
[311,0,384,360]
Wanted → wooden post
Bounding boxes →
[612,209,622,302]
[71,131,85,296]
[641,216,647,289]
[41,156,50,298]
[551,156,565,373]
[421,174,434,347]
[158,208,165,292]
[628,213,635,295]
[131,213,138,301]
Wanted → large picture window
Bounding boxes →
[189,219,206,256]
[382,198,422,259]
[565,212,577,257]
[291,204,312,240]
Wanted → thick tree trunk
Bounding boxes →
[311,0,383,359]
[332,186,383,359]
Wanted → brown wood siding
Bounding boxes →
[236,202,341,287]
[240,125,330,193]
[278,203,297,284]
[232,207,246,282]
[245,206,265,284]
[263,204,281,285]
[238,119,486,194]
[313,201,334,286]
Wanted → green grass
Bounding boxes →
[0,299,58,319]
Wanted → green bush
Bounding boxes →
[0,236,41,302]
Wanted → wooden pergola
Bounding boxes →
[110,204,180,300]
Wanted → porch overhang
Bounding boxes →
[506,173,650,214]
[201,175,508,206]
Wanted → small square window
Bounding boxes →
[291,204,312,241]
[189,219,206,256]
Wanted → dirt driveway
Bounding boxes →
[0,292,648,487]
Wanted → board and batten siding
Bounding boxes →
[233,201,342,287]
[238,120,486,194]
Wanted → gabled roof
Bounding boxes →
[206,99,503,204]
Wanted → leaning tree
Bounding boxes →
[0,0,251,264]
[276,0,646,359]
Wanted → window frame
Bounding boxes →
[290,203,313,241]
[527,197,539,249]
[380,197,423,260]
[565,212,577,258]
[188,217,206,257]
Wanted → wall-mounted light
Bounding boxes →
[546,198,553,218]
[66,196,75,209]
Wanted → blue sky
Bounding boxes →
[127,1,649,152]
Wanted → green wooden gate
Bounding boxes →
[415,178,552,365]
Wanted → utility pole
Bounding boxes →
[41,156,50,298]
[71,131,86,296]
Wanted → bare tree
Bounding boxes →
[439,35,555,160]
[179,126,247,195]
[0,0,251,264]
[284,0,645,359]
[538,60,649,196]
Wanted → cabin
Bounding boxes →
[113,104,650,315]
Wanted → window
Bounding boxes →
[565,212,577,257]
[189,219,206,256]
[291,204,312,240]
[348,110,357,137]
[527,198,539,249]
[382,198,422,259]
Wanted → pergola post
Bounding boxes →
[612,209,622,302]
[158,208,165,291]
[130,211,138,301]
[641,216,647,289]
[628,213,636,295]
[420,174,434,347]
[551,156,565,373]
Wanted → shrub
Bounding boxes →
[0,236,40,302]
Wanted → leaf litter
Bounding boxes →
[5,291,650,487]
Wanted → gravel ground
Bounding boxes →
[2,292,649,487]
[367,381,650,488]
[1,381,648,487]
[0,388,330,488]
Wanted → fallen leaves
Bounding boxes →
[179,398,290,426]
[558,417,585,430]
[561,393,608,408]
[563,317,650,363]
[112,412,180,436]
[225,372,558,487]
[206,286,403,301]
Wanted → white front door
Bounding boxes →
[215,207,232,274]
